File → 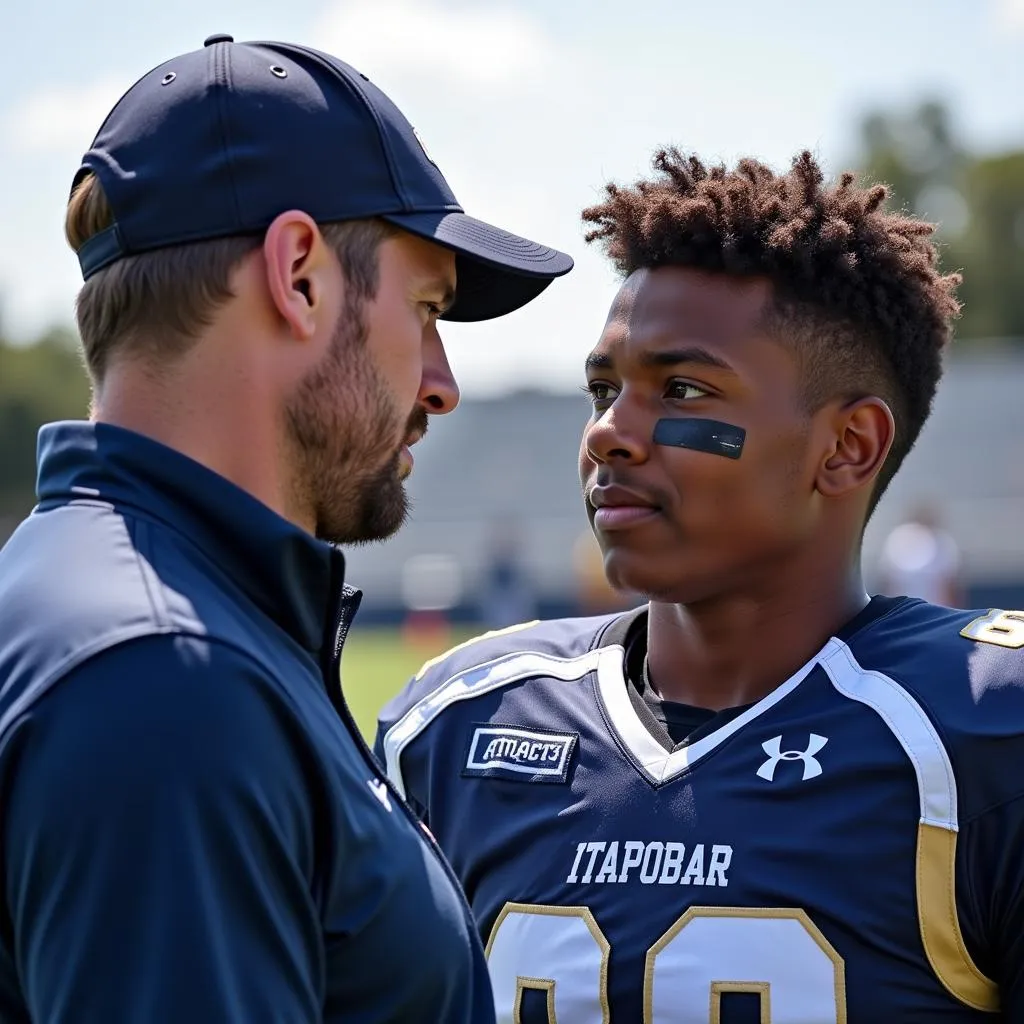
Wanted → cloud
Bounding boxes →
[992,0,1024,31]
[7,77,129,155]
[312,0,557,91]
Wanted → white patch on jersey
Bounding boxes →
[381,648,605,799]
[466,726,576,777]
[367,777,392,812]
[820,640,958,829]
[756,733,828,781]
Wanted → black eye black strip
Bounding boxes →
[653,418,746,460]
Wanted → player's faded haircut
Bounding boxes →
[65,173,397,384]
[582,149,962,509]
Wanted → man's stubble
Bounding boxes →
[284,301,425,546]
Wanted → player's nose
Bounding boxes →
[583,403,650,465]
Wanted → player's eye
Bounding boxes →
[580,381,619,408]
[422,302,444,318]
[666,380,709,401]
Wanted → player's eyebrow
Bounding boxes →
[584,346,737,375]
[639,346,737,373]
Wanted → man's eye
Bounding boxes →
[581,382,618,404]
[667,381,709,401]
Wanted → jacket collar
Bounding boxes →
[35,421,359,654]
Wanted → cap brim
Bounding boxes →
[380,210,573,322]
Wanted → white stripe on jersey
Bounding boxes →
[382,648,604,799]
[821,640,958,830]
[596,643,824,784]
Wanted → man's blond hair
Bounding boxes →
[65,173,397,383]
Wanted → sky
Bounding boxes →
[2,0,1022,396]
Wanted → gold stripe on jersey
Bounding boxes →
[917,823,999,1012]
[823,641,999,1014]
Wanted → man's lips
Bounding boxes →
[593,505,660,529]
[398,429,424,478]
[588,484,661,531]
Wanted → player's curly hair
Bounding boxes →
[582,148,962,509]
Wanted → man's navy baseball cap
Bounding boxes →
[72,34,573,322]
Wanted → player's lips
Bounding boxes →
[588,485,661,531]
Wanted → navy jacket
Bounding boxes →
[0,422,494,1024]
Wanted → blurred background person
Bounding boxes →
[876,501,964,606]
[476,517,537,629]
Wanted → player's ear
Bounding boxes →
[815,396,895,499]
[262,211,336,342]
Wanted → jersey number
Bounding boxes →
[485,902,847,1023]
[961,609,1024,649]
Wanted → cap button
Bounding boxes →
[204,33,234,46]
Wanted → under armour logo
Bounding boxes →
[757,734,828,782]
[367,778,393,812]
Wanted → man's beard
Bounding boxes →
[284,306,426,546]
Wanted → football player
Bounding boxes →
[375,149,1024,1021]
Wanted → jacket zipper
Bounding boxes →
[321,581,484,942]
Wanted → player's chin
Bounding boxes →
[602,546,712,604]
[603,548,672,600]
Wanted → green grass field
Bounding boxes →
[341,625,479,739]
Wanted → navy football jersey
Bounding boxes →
[376,597,1024,1022]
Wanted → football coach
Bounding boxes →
[0,34,571,1023]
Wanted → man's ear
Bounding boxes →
[262,211,337,341]
[815,396,895,499]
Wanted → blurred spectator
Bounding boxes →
[571,528,638,616]
[876,502,964,606]
[476,518,537,629]
[400,553,462,650]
